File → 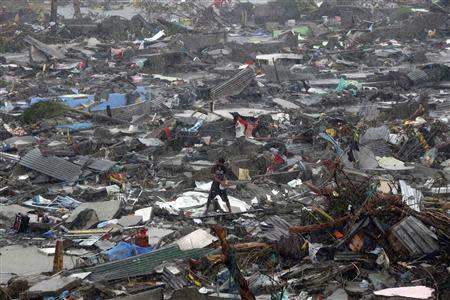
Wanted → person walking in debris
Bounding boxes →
[204,158,232,215]
[231,112,258,139]
[159,120,178,146]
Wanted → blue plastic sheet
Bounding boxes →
[104,241,152,261]
[134,86,150,102]
[180,119,204,133]
[240,30,271,37]
[57,122,93,132]
[319,132,344,156]
[59,95,95,108]
[43,290,70,300]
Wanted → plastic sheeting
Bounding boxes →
[57,122,93,132]
[374,286,434,299]
[104,241,152,261]
[156,184,251,216]
[335,78,362,96]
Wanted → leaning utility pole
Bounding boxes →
[73,0,81,19]
[50,0,58,23]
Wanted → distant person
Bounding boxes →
[104,0,111,10]
[204,158,232,215]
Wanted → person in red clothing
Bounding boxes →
[231,112,258,139]
[159,120,178,145]
[160,127,172,144]
[266,148,286,174]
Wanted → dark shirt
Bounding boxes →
[211,164,228,189]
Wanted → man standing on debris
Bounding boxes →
[159,120,178,146]
[204,158,232,215]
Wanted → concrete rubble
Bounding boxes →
[0,0,449,300]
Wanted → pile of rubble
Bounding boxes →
[0,0,449,299]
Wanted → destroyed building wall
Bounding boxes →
[181,32,227,51]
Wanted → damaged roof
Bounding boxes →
[19,148,83,182]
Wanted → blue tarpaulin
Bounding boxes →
[180,119,204,133]
[134,86,150,101]
[59,95,95,108]
[57,122,93,132]
[18,88,147,113]
[104,241,153,261]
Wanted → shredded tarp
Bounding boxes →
[335,78,362,96]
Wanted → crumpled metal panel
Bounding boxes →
[19,148,82,182]
[261,215,291,242]
[76,245,213,282]
[399,180,423,212]
[210,67,255,99]
[74,156,117,172]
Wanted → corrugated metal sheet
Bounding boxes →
[406,69,428,85]
[390,216,439,256]
[161,267,189,290]
[286,143,313,155]
[210,67,255,99]
[363,140,392,157]
[19,148,82,182]
[261,216,291,242]
[76,245,213,282]
[74,156,117,172]
[399,180,423,212]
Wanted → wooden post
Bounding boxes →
[53,239,63,273]
[272,58,281,84]
[212,226,255,300]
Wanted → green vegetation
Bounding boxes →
[22,101,69,124]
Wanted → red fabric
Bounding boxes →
[214,0,224,8]
[162,127,171,143]
[273,153,285,165]
[237,117,248,129]
[267,154,285,174]
[111,48,124,61]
